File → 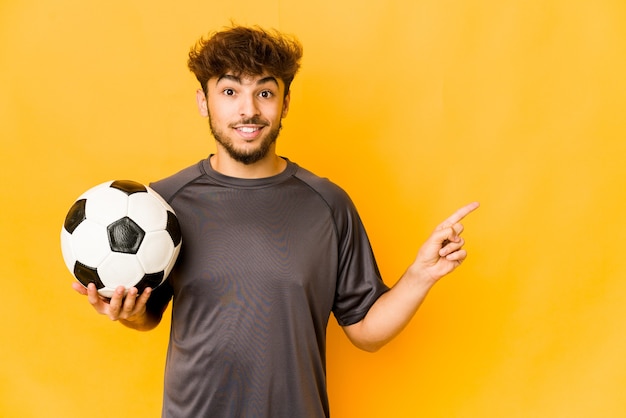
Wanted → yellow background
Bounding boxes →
[2,0,625,417]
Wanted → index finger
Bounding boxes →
[438,201,480,229]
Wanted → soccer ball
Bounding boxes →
[61,180,182,298]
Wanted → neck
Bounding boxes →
[210,151,287,179]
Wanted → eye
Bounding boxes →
[259,90,273,99]
[223,88,235,96]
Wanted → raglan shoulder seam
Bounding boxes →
[149,161,205,205]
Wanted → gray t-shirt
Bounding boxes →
[150,158,389,418]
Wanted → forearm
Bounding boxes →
[343,267,436,352]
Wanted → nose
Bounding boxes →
[239,94,260,118]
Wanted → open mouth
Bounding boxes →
[234,125,265,140]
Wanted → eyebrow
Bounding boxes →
[216,74,279,87]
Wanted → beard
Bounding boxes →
[209,114,282,165]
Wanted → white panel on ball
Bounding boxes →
[137,230,176,273]
[84,185,129,226]
[128,192,169,232]
[71,220,111,267]
[60,229,77,272]
[99,253,146,295]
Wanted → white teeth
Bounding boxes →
[239,127,258,133]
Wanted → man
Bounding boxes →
[73,25,479,417]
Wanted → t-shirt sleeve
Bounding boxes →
[329,189,390,326]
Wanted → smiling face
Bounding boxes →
[197,73,291,166]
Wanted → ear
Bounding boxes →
[196,89,209,117]
[281,90,291,118]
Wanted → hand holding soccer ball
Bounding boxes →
[61,180,182,299]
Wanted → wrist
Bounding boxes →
[404,263,440,288]
[118,311,157,331]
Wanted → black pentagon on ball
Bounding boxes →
[166,211,182,246]
[135,271,165,294]
[107,216,145,254]
[64,199,87,234]
[74,261,106,289]
[110,180,147,195]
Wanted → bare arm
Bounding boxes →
[343,202,479,352]
[72,282,169,331]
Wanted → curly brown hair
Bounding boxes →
[188,25,303,97]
